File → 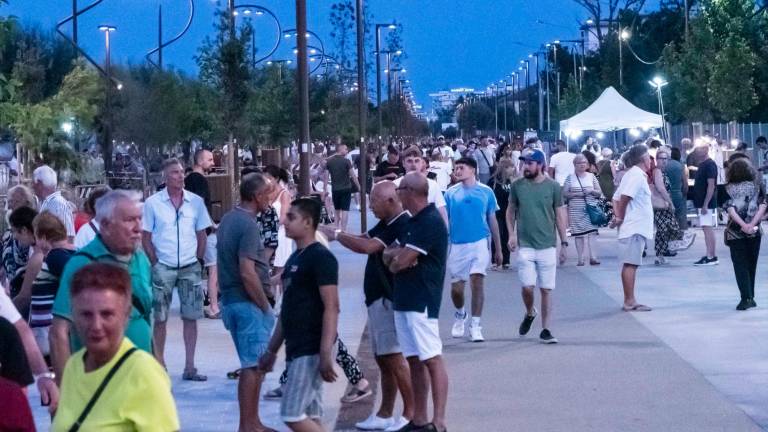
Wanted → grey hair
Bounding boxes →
[240,173,272,202]
[656,147,671,159]
[32,165,57,188]
[95,190,139,223]
[624,144,649,167]
[572,153,588,165]
[7,185,36,209]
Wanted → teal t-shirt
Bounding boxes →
[52,236,153,353]
[508,177,563,250]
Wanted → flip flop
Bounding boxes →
[622,304,652,312]
[182,368,208,381]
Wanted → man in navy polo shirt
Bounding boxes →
[445,157,502,342]
[384,172,449,432]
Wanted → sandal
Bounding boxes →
[590,259,601,266]
[622,304,652,312]
[182,368,208,381]
[226,369,240,380]
[205,309,221,319]
[577,261,585,266]
[340,383,372,403]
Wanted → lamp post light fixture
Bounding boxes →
[648,76,669,141]
[98,24,117,173]
[375,22,398,139]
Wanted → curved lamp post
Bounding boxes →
[146,0,195,70]
[231,4,282,68]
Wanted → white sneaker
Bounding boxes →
[469,325,485,342]
[356,414,394,430]
[384,417,411,432]
[451,311,467,338]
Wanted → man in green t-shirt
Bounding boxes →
[506,150,568,344]
[50,190,152,381]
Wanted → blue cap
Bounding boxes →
[519,149,546,164]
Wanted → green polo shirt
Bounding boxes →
[52,236,153,353]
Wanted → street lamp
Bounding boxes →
[375,22,398,139]
[99,24,116,173]
[619,28,630,86]
[230,5,281,69]
[520,59,531,129]
[648,76,669,141]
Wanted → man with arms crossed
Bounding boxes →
[260,198,340,432]
[385,173,449,432]
[319,181,414,431]
[218,173,276,432]
[507,150,568,344]
[446,157,502,342]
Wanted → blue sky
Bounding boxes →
[4,0,590,111]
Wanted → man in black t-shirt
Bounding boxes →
[319,181,414,431]
[185,149,221,318]
[324,144,361,231]
[373,147,406,183]
[384,173,449,432]
[261,198,340,431]
[690,144,719,266]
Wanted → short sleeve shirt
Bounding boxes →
[41,191,75,237]
[326,155,353,191]
[217,207,271,306]
[393,204,448,319]
[52,236,153,353]
[373,161,405,179]
[508,177,563,250]
[393,177,447,209]
[613,166,654,239]
[549,152,577,186]
[280,242,338,360]
[0,317,33,387]
[142,189,212,267]
[444,183,499,244]
[693,158,718,209]
[184,172,211,211]
[365,212,410,306]
[51,338,179,432]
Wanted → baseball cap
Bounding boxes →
[519,149,546,164]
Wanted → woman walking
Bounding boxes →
[488,159,517,269]
[563,154,602,266]
[722,158,767,310]
[651,149,682,265]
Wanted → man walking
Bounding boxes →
[611,145,654,312]
[143,158,212,380]
[385,173,449,432]
[395,146,448,225]
[446,158,502,342]
[324,144,361,231]
[32,165,75,240]
[51,190,153,379]
[217,173,276,432]
[506,150,568,344]
[690,142,719,265]
[472,137,495,184]
[319,182,414,431]
[548,140,576,186]
[260,198,340,432]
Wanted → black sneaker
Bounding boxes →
[518,308,537,336]
[736,299,750,311]
[662,251,678,257]
[540,329,558,344]
[396,422,424,432]
[748,298,758,309]
[694,256,719,266]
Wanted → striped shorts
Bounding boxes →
[281,354,325,423]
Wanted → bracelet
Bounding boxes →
[35,371,55,381]
[334,229,342,240]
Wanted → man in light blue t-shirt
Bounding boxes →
[444,157,502,342]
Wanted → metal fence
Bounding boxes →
[668,122,768,147]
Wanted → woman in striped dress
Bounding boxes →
[563,154,603,266]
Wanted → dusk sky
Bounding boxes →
[5,1,594,112]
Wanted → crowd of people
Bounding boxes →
[1,129,765,431]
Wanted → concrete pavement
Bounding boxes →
[29,212,768,431]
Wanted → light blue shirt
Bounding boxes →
[444,182,499,244]
[143,189,212,267]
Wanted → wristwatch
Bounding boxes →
[334,229,342,240]
[561,241,569,247]
[35,371,55,382]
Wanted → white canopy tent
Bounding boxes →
[559,86,663,134]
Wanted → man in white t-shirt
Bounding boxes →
[393,146,448,226]
[548,140,576,186]
[429,149,453,192]
[611,145,654,312]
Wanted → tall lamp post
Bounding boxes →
[648,76,669,142]
[500,79,508,132]
[619,28,630,87]
[531,52,543,131]
[545,43,551,131]
[355,0,368,231]
[296,0,310,195]
[99,24,116,173]
[375,23,397,140]
[520,59,530,130]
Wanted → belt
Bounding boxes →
[158,261,198,270]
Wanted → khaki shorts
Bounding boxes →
[152,262,204,322]
[697,209,718,227]
[618,234,647,266]
[367,299,401,356]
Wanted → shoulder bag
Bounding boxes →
[67,347,138,432]
[575,174,608,226]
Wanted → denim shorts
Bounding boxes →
[222,302,276,369]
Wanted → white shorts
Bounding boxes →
[448,239,490,282]
[203,233,217,267]
[517,247,557,289]
[697,209,717,227]
[618,234,647,266]
[394,310,442,361]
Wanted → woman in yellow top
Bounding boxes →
[52,262,179,432]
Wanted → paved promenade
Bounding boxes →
[30,213,768,431]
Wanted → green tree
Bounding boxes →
[457,102,493,134]
[707,33,757,120]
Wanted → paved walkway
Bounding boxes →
[30,212,768,431]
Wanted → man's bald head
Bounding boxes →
[370,181,402,220]
[402,172,428,197]
[371,180,398,201]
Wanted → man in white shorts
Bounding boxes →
[506,150,568,344]
[445,158,502,342]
